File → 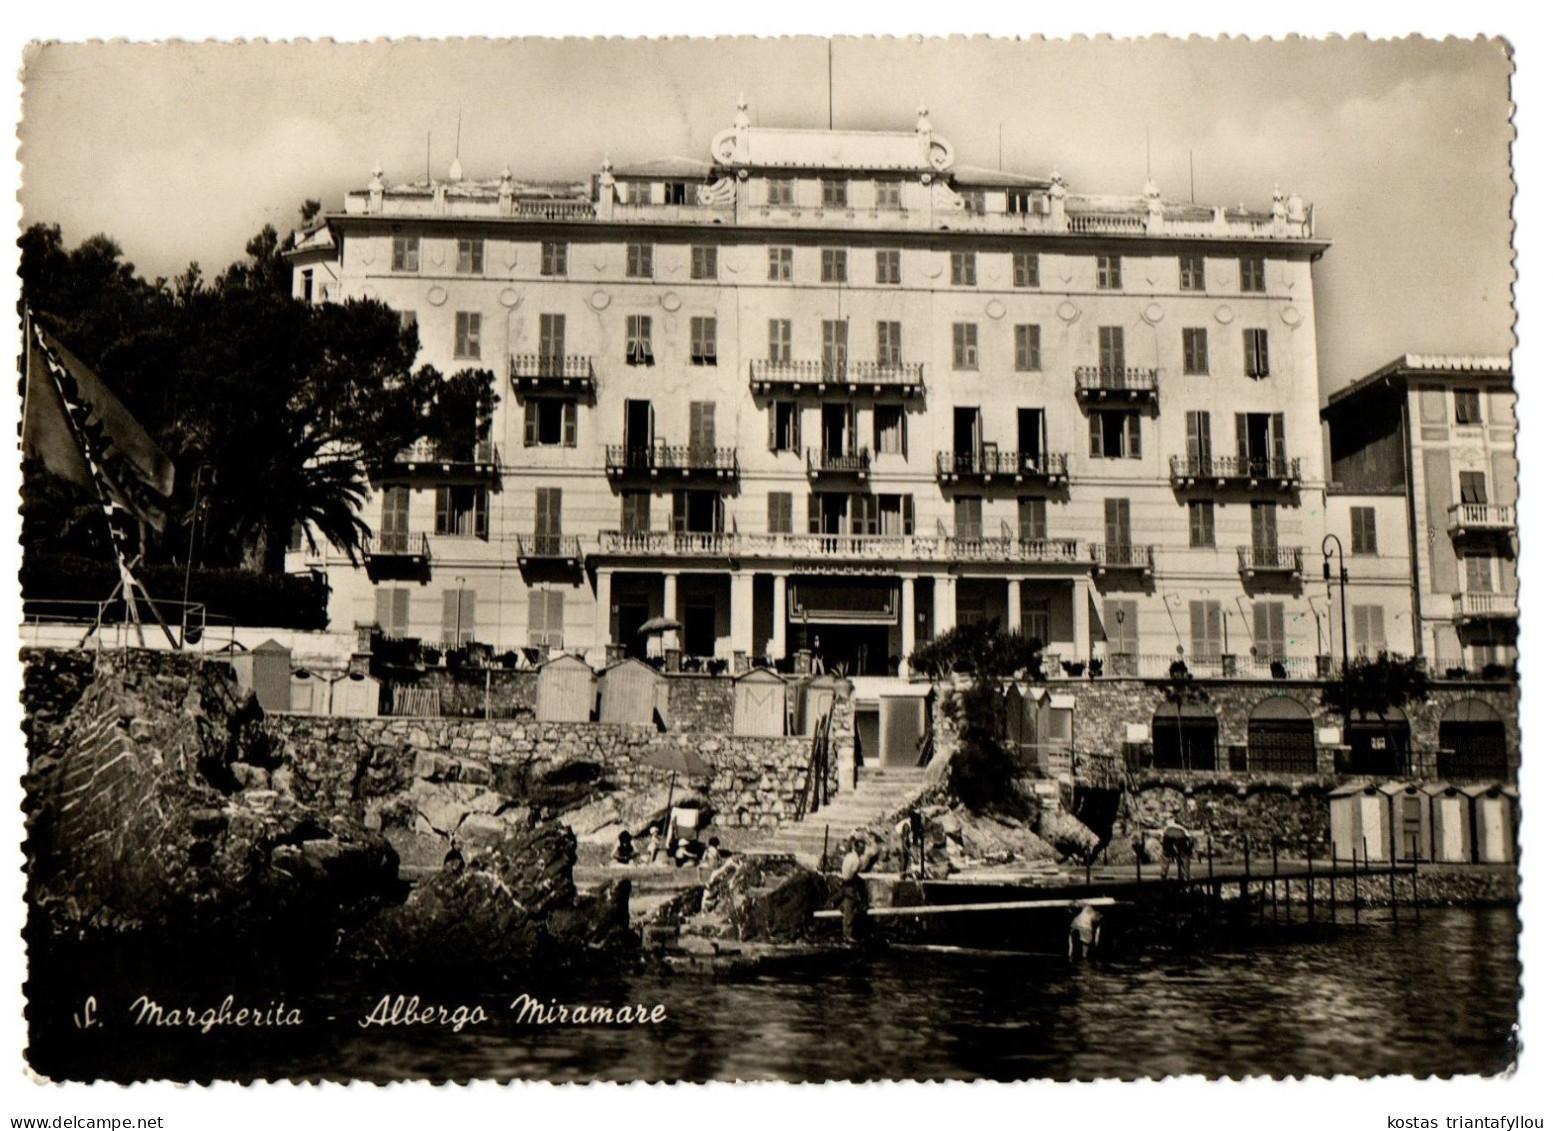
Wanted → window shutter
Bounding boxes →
[1089,413,1103,457]
[672,490,687,533]
[793,404,803,451]
[768,403,778,452]
[562,401,577,447]
[1234,413,1249,461]
[392,588,410,637]
[375,588,393,631]
[1126,413,1142,458]
[548,591,566,646]
[460,591,476,642]
[1243,330,1255,374]
[528,591,545,645]
[474,490,489,539]
[714,495,726,533]
[1271,414,1286,461]
[442,590,461,646]
[903,494,915,536]
[435,487,449,535]
[845,404,858,455]
[807,494,821,534]
[1186,412,1200,465]
[524,402,537,447]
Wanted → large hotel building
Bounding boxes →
[285,100,1513,685]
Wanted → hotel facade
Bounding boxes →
[287,102,1350,681]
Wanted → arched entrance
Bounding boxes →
[1438,699,1509,781]
[1345,707,1411,777]
[1151,700,1218,771]
[1247,696,1317,773]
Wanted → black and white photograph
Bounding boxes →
[6,24,1535,1106]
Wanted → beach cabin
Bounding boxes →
[1004,684,1044,768]
[1380,782,1433,862]
[1329,782,1390,862]
[1466,783,1518,863]
[330,671,380,718]
[796,676,839,737]
[597,658,668,725]
[876,684,931,767]
[732,667,788,736]
[289,668,328,715]
[534,654,595,722]
[231,639,292,712]
[1425,783,1474,863]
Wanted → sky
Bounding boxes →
[17,36,1514,396]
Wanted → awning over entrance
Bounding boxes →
[789,579,899,625]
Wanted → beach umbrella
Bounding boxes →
[636,746,712,849]
[637,615,683,635]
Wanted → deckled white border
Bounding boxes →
[2,3,1544,1127]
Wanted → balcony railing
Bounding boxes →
[935,449,1069,484]
[361,531,432,581]
[1169,455,1302,489]
[806,447,871,479]
[1067,212,1147,236]
[509,353,597,394]
[1089,543,1155,574]
[604,443,739,480]
[946,534,1082,564]
[1074,365,1160,401]
[1237,545,1304,576]
[380,440,501,481]
[748,358,926,396]
[510,199,597,221]
[1101,653,1319,680]
[516,534,583,565]
[1446,503,1516,536]
[1453,592,1519,621]
[611,201,738,225]
[590,530,1086,566]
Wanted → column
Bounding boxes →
[595,568,614,655]
[932,573,956,638]
[662,572,680,653]
[899,576,916,677]
[730,570,755,662]
[770,573,789,660]
[1007,578,1022,636]
[1072,578,1091,667]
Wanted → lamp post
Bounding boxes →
[1322,534,1350,737]
[454,575,466,651]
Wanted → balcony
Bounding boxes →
[944,529,1083,565]
[595,530,740,558]
[516,534,583,567]
[362,531,432,582]
[377,440,501,483]
[611,201,737,226]
[604,443,739,482]
[1169,455,1302,491]
[1446,503,1516,538]
[1237,545,1304,578]
[1089,543,1155,576]
[748,358,926,398]
[1453,592,1519,622]
[509,353,597,396]
[935,449,1070,486]
[806,447,872,481]
[1074,365,1160,404]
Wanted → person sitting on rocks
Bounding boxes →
[645,827,665,865]
[673,836,706,868]
[701,836,725,870]
[612,830,637,866]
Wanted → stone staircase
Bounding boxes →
[756,765,933,866]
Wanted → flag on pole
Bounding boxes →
[22,317,175,532]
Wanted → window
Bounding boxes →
[1253,601,1286,661]
[952,323,979,370]
[397,310,418,335]
[1186,411,1213,470]
[1183,328,1209,375]
[1103,597,1139,667]
[456,238,484,274]
[1353,605,1387,657]
[1251,501,1280,553]
[1099,325,1126,377]
[1460,471,1488,504]
[1090,410,1143,459]
[822,179,849,208]
[379,485,410,553]
[1013,251,1040,288]
[1015,325,1042,372]
[768,246,794,281]
[1006,190,1034,215]
[688,402,717,455]
[626,243,654,278]
[1239,256,1266,293]
[391,234,420,272]
[690,317,718,366]
[1189,600,1224,663]
[877,322,903,366]
[454,312,482,359]
[1464,552,1496,593]
[1189,500,1216,548]
[540,241,568,277]
[301,270,313,303]
[441,588,476,647]
[539,313,566,368]
[434,486,489,539]
[874,405,906,456]
[1351,506,1378,555]
[528,590,566,649]
[769,402,801,454]
[768,319,792,363]
[625,315,654,365]
[523,399,577,447]
[374,586,410,638]
[821,248,848,283]
[1243,328,1270,377]
[767,178,795,207]
[1097,254,1122,290]
[1018,497,1047,542]
[690,246,718,280]
[1179,253,1205,291]
[950,251,977,286]
[1104,498,1133,550]
[822,320,849,376]
[875,180,902,210]
[621,491,651,535]
[876,249,901,285]
[626,181,652,205]
[1454,389,1482,424]
[533,486,564,556]
[954,496,983,540]
[962,190,986,215]
[878,494,914,536]
[768,492,794,534]
[663,181,690,205]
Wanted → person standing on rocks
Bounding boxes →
[840,832,881,944]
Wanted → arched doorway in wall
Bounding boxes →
[1438,699,1509,781]
[1345,707,1412,777]
[1247,695,1317,774]
[1151,700,1218,771]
